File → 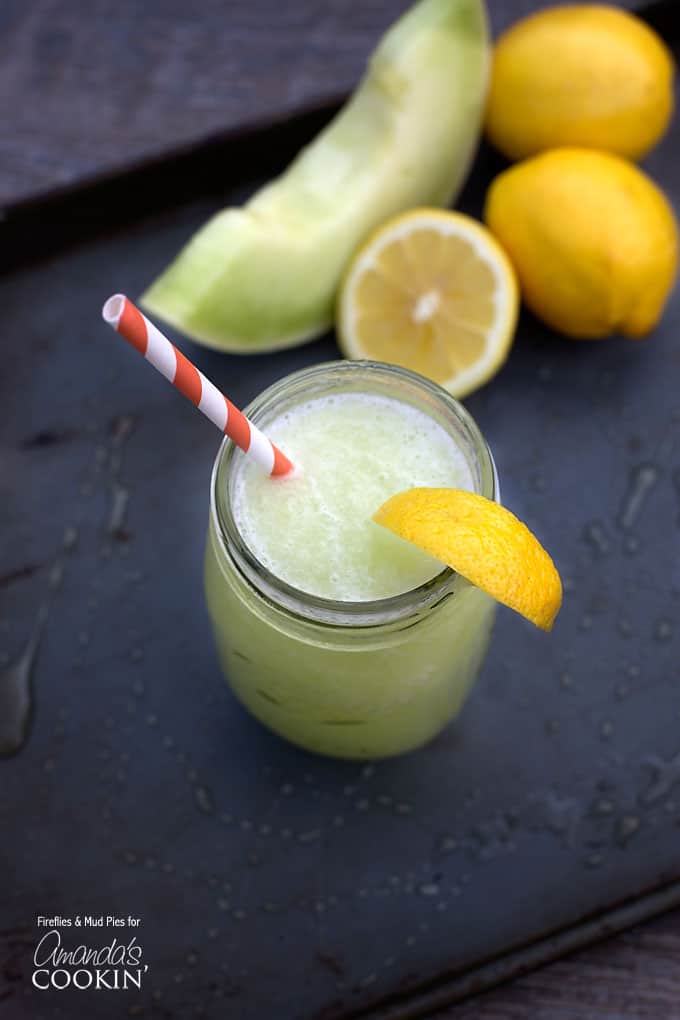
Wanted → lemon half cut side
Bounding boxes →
[337,209,518,399]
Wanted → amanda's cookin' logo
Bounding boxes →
[32,916,148,991]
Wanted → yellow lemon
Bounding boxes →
[337,208,518,398]
[373,488,562,631]
[485,5,675,162]
[484,148,678,339]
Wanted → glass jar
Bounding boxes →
[205,362,498,759]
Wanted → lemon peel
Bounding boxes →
[373,488,562,631]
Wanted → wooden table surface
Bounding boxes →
[5,1,679,1018]
[439,909,680,1019]
[2,0,638,208]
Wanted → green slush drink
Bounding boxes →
[205,362,497,759]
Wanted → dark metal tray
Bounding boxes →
[2,13,680,1018]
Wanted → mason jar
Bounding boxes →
[205,361,498,759]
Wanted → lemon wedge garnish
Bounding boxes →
[337,209,518,399]
[373,488,562,631]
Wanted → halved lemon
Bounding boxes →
[374,488,562,631]
[337,209,519,398]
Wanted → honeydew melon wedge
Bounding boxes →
[141,0,490,352]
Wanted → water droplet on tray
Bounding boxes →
[600,720,614,740]
[623,535,640,555]
[194,785,215,815]
[298,829,321,844]
[619,463,660,530]
[418,882,439,897]
[62,526,78,552]
[617,617,633,639]
[110,414,135,448]
[0,605,48,755]
[48,562,64,591]
[438,836,458,854]
[654,618,674,642]
[583,521,609,557]
[616,815,641,846]
[641,752,680,805]
[108,483,130,539]
[537,792,580,847]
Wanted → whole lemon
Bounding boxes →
[485,5,675,161]
[484,148,678,339]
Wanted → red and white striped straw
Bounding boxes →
[102,294,294,477]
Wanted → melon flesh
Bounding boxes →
[141,0,490,352]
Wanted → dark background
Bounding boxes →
[0,0,643,207]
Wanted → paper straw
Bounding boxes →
[102,295,294,477]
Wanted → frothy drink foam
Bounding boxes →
[231,392,473,601]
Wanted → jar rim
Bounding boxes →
[210,361,497,628]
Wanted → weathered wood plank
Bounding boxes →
[1,0,640,206]
[437,909,680,1019]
